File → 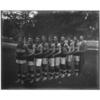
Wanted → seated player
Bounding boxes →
[34,37,43,82]
[53,36,61,79]
[26,37,35,83]
[46,36,55,80]
[41,35,49,81]
[16,37,27,85]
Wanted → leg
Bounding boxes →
[48,57,55,80]
[55,57,60,79]
[60,57,66,78]
[35,58,42,82]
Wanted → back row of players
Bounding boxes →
[16,35,87,84]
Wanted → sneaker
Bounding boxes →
[42,77,47,81]
[55,75,59,79]
[29,79,34,84]
[49,76,53,80]
[67,73,71,77]
[35,77,40,82]
[61,74,65,78]
[75,72,79,76]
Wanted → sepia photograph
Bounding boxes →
[1,10,99,89]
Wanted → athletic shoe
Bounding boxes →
[42,77,47,81]
[29,79,34,84]
[67,73,71,77]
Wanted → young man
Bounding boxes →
[34,37,43,82]
[41,35,49,81]
[73,36,80,76]
[53,36,61,79]
[77,35,87,75]
[47,36,55,80]
[26,37,35,83]
[66,37,74,77]
[16,37,27,85]
[60,36,69,78]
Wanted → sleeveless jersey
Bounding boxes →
[16,44,27,60]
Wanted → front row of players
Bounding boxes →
[16,35,86,84]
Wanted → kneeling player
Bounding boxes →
[16,37,27,85]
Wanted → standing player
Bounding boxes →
[60,36,69,78]
[78,35,87,75]
[26,37,35,83]
[41,35,49,81]
[34,37,43,82]
[16,37,27,85]
[66,37,74,77]
[47,36,55,80]
[73,36,80,76]
[53,36,61,79]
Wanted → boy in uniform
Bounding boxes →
[34,37,43,82]
[41,35,49,81]
[26,37,35,83]
[47,36,55,80]
[53,36,61,79]
[16,37,27,85]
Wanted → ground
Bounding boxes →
[1,43,99,89]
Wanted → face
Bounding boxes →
[61,36,65,42]
[53,36,58,42]
[48,36,52,42]
[73,36,77,41]
[80,36,84,41]
[36,37,40,43]
[18,37,23,44]
[28,37,33,44]
[41,36,46,42]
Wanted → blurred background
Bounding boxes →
[1,11,99,42]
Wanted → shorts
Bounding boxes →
[42,58,48,64]
[16,59,26,64]
[61,57,66,65]
[49,58,55,67]
[36,58,42,66]
[55,57,60,66]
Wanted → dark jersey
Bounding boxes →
[26,43,35,61]
[54,42,61,53]
[16,44,27,60]
[42,42,49,53]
